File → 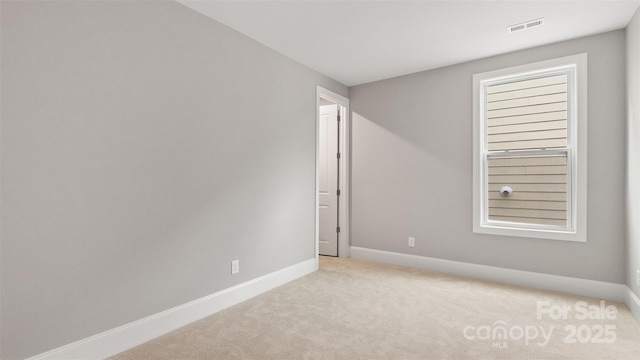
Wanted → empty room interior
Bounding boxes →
[2,0,640,359]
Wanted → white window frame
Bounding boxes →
[472,53,587,242]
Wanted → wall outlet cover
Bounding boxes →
[408,237,415,248]
[231,260,240,275]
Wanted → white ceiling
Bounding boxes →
[177,0,640,86]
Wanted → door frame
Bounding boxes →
[315,86,350,268]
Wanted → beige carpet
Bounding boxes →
[110,257,640,359]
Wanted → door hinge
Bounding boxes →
[336,226,341,233]
[337,152,341,159]
[337,189,341,196]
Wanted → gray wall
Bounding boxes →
[627,8,640,299]
[350,30,626,283]
[0,1,346,358]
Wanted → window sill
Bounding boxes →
[473,222,586,242]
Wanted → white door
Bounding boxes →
[318,104,339,256]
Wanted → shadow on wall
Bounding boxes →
[350,111,476,252]
[349,67,473,169]
[349,29,628,293]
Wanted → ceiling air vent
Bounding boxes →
[508,18,545,33]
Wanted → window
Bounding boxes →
[473,54,587,242]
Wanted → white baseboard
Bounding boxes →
[27,258,317,360]
[350,246,631,306]
[625,286,640,322]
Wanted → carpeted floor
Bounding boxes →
[110,257,640,359]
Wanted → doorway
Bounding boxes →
[316,87,350,262]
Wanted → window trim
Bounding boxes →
[472,53,587,242]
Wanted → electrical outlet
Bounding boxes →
[636,269,640,286]
[231,260,240,275]
[408,237,415,248]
